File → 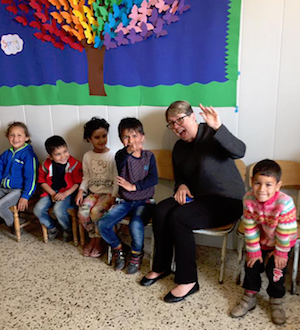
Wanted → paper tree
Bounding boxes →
[2,0,190,96]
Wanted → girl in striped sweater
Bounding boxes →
[231,159,297,326]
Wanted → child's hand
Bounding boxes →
[17,197,28,211]
[117,176,136,192]
[53,192,68,201]
[174,184,194,205]
[75,191,83,206]
[274,255,287,269]
[126,140,143,154]
[246,256,263,268]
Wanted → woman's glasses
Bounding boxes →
[166,114,189,129]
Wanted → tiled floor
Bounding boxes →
[0,222,300,330]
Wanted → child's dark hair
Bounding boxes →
[252,159,282,182]
[83,117,110,141]
[118,118,144,140]
[6,122,31,143]
[45,135,67,155]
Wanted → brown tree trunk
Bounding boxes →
[84,44,106,96]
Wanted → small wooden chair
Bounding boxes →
[9,205,34,242]
[88,150,173,268]
[192,159,246,283]
[10,199,81,246]
[236,160,300,294]
[41,207,80,246]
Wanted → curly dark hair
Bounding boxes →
[83,117,110,141]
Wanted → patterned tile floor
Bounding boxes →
[0,222,299,330]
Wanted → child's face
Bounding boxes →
[50,146,69,165]
[121,129,144,149]
[252,174,282,203]
[88,127,108,153]
[8,126,29,150]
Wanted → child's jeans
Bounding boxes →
[33,195,72,231]
[98,200,151,253]
[0,188,22,227]
[78,193,114,238]
[243,249,290,298]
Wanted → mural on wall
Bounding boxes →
[0,0,241,106]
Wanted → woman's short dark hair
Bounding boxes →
[118,117,144,140]
[45,135,67,155]
[165,100,193,121]
[252,159,282,182]
[83,117,110,141]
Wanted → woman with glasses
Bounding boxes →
[140,100,246,303]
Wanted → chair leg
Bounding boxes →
[41,224,48,243]
[79,223,85,246]
[71,214,78,247]
[171,246,176,273]
[236,236,245,285]
[291,241,300,295]
[219,234,228,284]
[107,246,113,265]
[150,230,155,270]
[11,206,21,242]
[67,209,78,246]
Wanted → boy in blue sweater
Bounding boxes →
[0,122,38,230]
[98,118,158,274]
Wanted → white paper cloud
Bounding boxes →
[1,34,24,55]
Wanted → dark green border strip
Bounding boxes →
[0,81,236,107]
[225,0,242,80]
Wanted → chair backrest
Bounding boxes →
[151,149,246,183]
[151,149,173,180]
[235,159,246,183]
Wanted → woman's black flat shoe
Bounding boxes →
[164,282,199,303]
[140,271,171,286]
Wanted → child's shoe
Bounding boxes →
[113,246,126,271]
[230,292,257,318]
[127,251,143,274]
[63,230,73,242]
[48,227,59,241]
[270,297,286,325]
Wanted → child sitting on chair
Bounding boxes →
[34,136,82,242]
[98,118,158,274]
[75,117,118,258]
[230,159,297,326]
[0,122,38,231]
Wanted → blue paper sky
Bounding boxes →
[0,0,230,88]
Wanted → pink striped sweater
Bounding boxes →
[243,191,297,259]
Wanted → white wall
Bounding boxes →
[1,0,299,248]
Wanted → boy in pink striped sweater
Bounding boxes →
[231,159,297,325]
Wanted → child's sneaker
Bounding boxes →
[270,297,286,325]
[48,227,59,241]
[127,251,143,274]
[230,293,257,318]
[113,247,126,270]
[63,230,73,242]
